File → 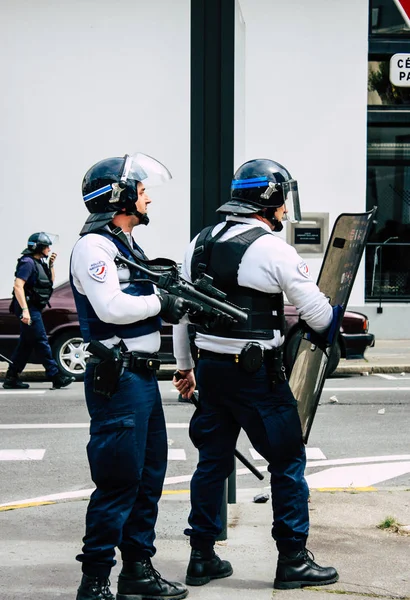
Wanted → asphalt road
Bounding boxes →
[0,372,409,509]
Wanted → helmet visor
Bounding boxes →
[28,232,59,247]
[122,153,172,188]
[282,180,301,223]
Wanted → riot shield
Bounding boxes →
[289,208,376,443]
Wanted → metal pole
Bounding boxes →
[216,480,228,541]
[228,458,237,504]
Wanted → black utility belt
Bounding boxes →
[123,351,161,372]
[198,343,284,376]
[88,352,161,373]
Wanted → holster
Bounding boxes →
[265,348,287,386]
[88,340,125,399]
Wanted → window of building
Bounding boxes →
[366,126,410,301]
[366,1,410,302]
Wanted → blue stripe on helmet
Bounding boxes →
[231,177,269,189]
[83,184,112,202]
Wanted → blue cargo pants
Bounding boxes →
[77,364,167,578]
[185,357,309,554]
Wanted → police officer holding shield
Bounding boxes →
[173,159,339,590]
[70,153,189,600]
[3,232,74,390]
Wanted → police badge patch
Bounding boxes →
[88,261,107,282]
[297,261,310,279]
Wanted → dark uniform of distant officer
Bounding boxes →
[70,153,189,600]
[3,232,74,389]
[173,159,339,590]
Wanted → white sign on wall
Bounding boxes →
[390,53,410,87]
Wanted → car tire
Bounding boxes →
[284,329,341,378]
[51,331,88,381]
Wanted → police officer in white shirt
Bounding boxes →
[173,158,339,590]
[71,153,188,600]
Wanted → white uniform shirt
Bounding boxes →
[71,231,162,353]
[173,216,333,370]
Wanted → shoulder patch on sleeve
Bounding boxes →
[297,261,311,279]
[88,261,107,282]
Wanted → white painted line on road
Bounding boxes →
[0,390,46,395]
[164,475,192,485]
[0,488,95,508]
[306,448,327,460]
[0,423,89,429]
[306,461,410,488]
[168,449,186,460]
[323,387,410,391]
[0,449,45,460]
[249,447,327,461]
[3,453,410,508]
[0,422,190,430]
[306,454,410,468]
[374,374,397,380]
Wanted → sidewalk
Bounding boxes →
[1,488,409,599]
[1,340,410,380]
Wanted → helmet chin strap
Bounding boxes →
[125,208,150,226]
[264,207,283,232]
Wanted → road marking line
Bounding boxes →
[3,455,407,508]
[323,387,410,391]
[168,449,186,460]
[0,501,55,511]
[374,374,397,380]
[306,461,410,488]
[250,447,326,461]
[316,487,376,492]
[0,390,46,395]
[306,448,327,460]
[0,423,190,430]
[0,449,45,461]
[306,454,410,468]
[0,423,89,429]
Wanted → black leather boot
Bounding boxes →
[117,559,188,599]
[2,370,29,389]
[185,548,233,586]
[76,574,115,600]
[274,548,339,589]
[52,373,75,388]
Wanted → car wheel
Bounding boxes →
[284,329,341,378]
[51,332,89,381]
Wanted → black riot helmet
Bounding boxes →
[80,152,172,234]
[217,159,301,231]
[22,232,53,256]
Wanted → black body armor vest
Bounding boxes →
[15,257,53,310]
[191,222,285,339]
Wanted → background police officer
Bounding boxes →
[70,153,189,600]
[3,232,74,390]
[173,159,339,590]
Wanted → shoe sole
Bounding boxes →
[273,574,339,590]
[116,591,188,600]
[186,566,233,586]
[2,384,30,389]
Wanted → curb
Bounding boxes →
[335,364,410,374]
[2,364,410,381]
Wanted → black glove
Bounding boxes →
[189,311,233,332]
[158,292,190,324]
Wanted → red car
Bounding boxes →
[0,281,375,380]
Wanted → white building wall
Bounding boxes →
[0,0,190,297]
[239,0,369,308]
